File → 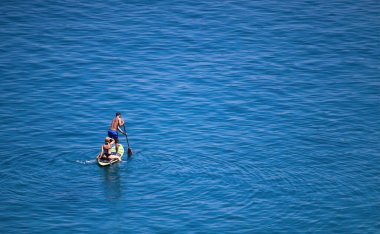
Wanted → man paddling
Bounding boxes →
[108,112,126,154]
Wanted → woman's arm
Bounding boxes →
[97,146,104,159]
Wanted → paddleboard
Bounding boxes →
[97,144,125,166]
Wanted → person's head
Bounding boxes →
[116,112,121,117]
[105,137,111,143]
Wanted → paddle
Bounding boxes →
[123,125,133,156]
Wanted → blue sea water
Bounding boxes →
[0,0,379,233]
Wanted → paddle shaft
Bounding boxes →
[123,125,131,148]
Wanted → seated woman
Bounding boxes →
[97,137,120,161]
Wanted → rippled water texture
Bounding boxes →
[0,0,379,233]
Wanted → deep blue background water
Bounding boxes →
[1,0,379,233]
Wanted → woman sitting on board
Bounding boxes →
[97,137,120,161]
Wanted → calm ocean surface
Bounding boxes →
[0,0,379,233]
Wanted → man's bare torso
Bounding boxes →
[110,117,119,131]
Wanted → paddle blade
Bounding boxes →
[128,147,133,156]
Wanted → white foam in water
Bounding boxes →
[76,160,97,165]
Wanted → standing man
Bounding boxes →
[108,112,126,154]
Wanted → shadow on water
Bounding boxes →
[99,164,123,200]
[98,155,133,200]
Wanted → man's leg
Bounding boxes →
[115,138,119,154]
